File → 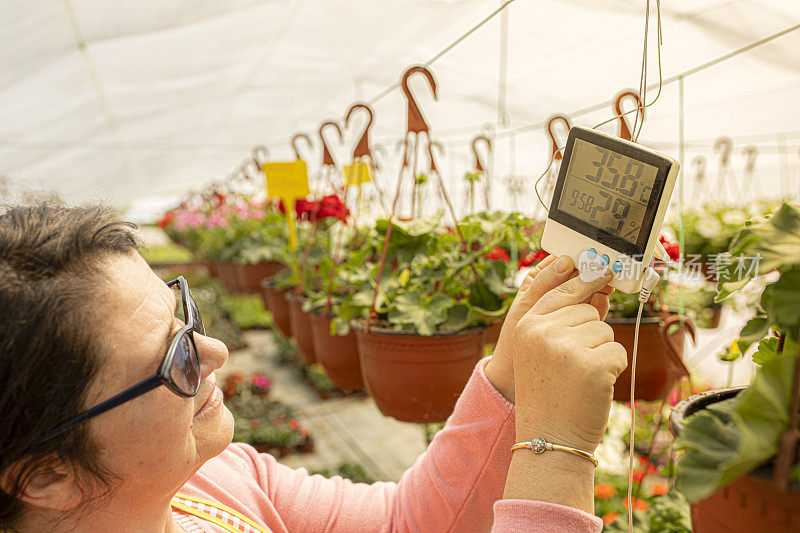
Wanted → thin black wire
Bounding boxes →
[367,0,517,106]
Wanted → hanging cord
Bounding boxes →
[534,0,664,212]
[626,268,661,533]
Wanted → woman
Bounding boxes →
[0,203,625,532]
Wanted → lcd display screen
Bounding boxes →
[556,138,659,245]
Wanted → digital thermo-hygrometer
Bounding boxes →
[541,126,680,293]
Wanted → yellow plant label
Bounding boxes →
[263,160,310,200]
[262,160,309,250]
[343,161,373,187]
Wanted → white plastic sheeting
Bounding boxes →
[1,0,799,218]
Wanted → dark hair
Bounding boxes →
[0,202,141,529]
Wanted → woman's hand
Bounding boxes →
[501,258,627,513]
[484,255,614,403]
[512,261,627,453]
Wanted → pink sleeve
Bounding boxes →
[244,357,515,532]
[234,358,602,532]
[492,500,603,532]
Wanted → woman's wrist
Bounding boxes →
[514,404,601,454]
[504,441,595,513]
[483,353,515,403]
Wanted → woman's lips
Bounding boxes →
[194,373,221,418]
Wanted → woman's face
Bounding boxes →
[84,252,233,498]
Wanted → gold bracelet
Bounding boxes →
[512,436,598,467]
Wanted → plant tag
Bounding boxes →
[263,160,310,200]
[263,160,310,250]
[344,161,373,186]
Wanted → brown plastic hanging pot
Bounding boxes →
[352,321,484,423]
[215,262,241,292]
[235,261,285,294]
[483,321,503,347]
[308,312,363,390]
[286,293,316,365]
[261,283,292,338]
[669,387,800,532]
[608,314,695,402]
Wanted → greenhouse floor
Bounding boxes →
[217,330,427,482]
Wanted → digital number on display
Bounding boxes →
[557,138,658,244]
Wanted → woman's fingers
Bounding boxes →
[588,291,611,321]
[519,254,558,292]
[546,303,601,327]
[531,268,613,316]
[569,320,615,348]
[591,341,629,378]
[512,255,575,315]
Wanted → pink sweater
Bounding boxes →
[175,359,603,532]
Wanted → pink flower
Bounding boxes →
[206,214,229,229]
[252,376,271,389]
[248,209,266,220]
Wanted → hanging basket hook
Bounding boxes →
[714,136,733,169]
[251,145,269,171]
[613,90,643,141]
[546,115,572,160]
[692,155,706,182]
[319,121,343,167]
[401,66,438,134]
[290,133,313,161]
[743,145,758,174]
[471,135,491,172]
[345,103,374,160]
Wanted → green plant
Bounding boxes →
[221,294,272,329]
[664,200,777,261]
[335,212,543,336]
[674,202,800,502]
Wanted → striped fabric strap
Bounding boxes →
[171,493,272,533]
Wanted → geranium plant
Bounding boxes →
[673,202,800,502]
[334,211,542,336]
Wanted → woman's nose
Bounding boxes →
[193,333,229,378]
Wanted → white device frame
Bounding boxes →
[541,126,680,293]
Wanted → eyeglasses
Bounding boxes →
[37,276,205,444]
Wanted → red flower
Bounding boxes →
[594,483,616,500]
[632,470,645,483]
[157,211,175,229]
[602,513,619,526]
[300,428,310,439]
[518,250,548,268]
[623,498,649,511]
[649,481,670,496]
[659,235,681,261]
[316,195,349,222]
[484,247,510,262]
[295,198,317,221]
[288,419,299,431]
[277,199,286,214]
[249,419,260,429]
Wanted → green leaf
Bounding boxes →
[768,268,800,332]
[387,290,456,336]
[440,304,470,332]
[675,352,797,502]
[751,335,799,366]
[717,203,800,300]
[736,316,770,354]
[330,317,351,336]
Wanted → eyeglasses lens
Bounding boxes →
[187,291,205,335]
[171,333,200,395]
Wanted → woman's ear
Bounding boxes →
[1,459,83,513]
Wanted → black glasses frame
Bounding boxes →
[37,276,204,444]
